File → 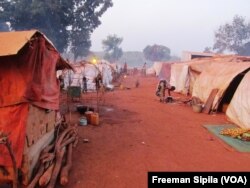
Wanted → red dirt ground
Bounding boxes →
[58,76,250,188]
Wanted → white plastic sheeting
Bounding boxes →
[146,62,162,76]
[192,62,250,110]
[62,60,114,91]
[169,56,243,95]
[170,63,189,94]
[226,71,250,129]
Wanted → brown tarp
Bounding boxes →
[0,30,69,167]
[0,33,60,110]
[0,104,29,167]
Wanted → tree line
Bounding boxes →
[206,15,250,55]
[0,2,249,62]
[0,0,113,60]
[103,15,250,63]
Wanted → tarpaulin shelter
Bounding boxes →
[0,30,72,184]
[157,62,180,82]
[146,61,178,83]
[170,62,190,94]
[192,62,250,120]
[170,55,248,95]
[62,59,114,91]
[226,71,250,129]
[146,62,162,76]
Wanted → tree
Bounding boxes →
[0,0,113,59]
[238,42,250,56]
[213,15,250,54]
[70,0,113,60]
[0,22,9,31]
[203,47,213,53]
[102,34,123,62]
[143,44,171,61]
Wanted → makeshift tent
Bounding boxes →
[0,30,71,184]
[62,59,114,91]
[146,62,162,76]
[170,62,189,94]
[226,71,250,129]
[98,59,115,87]
[147,61,177,82]
[170,55,249,95]
[170,58,218,94]
[63,61,100,91]
[158,62,175,81]
[192,62,250,111]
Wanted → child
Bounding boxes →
[156,80,167,102]
[156,80,175,103]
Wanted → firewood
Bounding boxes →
[60,136,76,149]
[47,147,66,188]
[60,143,73,185]
[73,135,79,147]
[40,153,55,164]
[27,164,45,188]
[55,127,75,150]
[38,162,55,187]
[41,143,55,155]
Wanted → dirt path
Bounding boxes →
[59,76,250,188]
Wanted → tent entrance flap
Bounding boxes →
[218,68,250,112]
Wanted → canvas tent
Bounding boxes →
[146,62,162,76]
[226,71,250,129]
[0,30,71,184]
[192,62,250,112]
[170,55,249,95]
[169,57,217,94]
[170,62,190,94]
[62,59,114,91]
[157,62,176,81]
[146,61,176,82]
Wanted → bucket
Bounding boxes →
[90,113,99,126]
[192,104,203,113]
[79,117,87,126]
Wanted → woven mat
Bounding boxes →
[203,124,250,152]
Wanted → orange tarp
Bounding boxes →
[0,104,29,167]
[0,30,37,56]
[0,34,60,110]
[0,31,65,167]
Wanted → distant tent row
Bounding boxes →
[146,61,177,81]
[60,59,116,91]
[147,55,250,129]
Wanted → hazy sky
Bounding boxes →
[90,0,250,56]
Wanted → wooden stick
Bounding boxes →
[47,147,66,188]
[55,127,75,150]
[38,162,55,187]
[60,136,76,149]
[73,135,79,148]
[27,164,45,188]
[41,143,55,155]
[60,143,73,185]
[41,153,55,164]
